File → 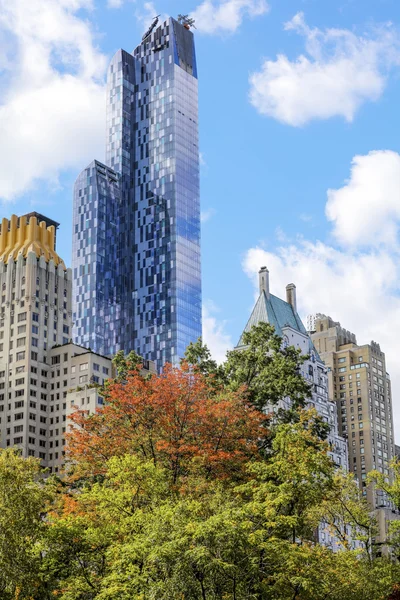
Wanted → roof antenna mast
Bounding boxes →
[177,14,196,30]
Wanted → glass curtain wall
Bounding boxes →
[72,18,201,369]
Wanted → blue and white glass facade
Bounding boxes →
[73,18,202,369]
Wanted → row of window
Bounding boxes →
[10,437,65,449]
[0,413,66,425]
[5,424,65,436]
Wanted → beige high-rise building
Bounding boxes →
[309,314,395,511]
[0,213,155,475]
[0,213,73,466]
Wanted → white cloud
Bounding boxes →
[0,0,108,200]
[201,208,216,223]
[135,2,164,27]
[202,302,233,363]
[249,12,400,126]
[242,150,400,438]
[299,213,313,223]
[326,150,400,248]
[191,0,268,35]
[107,0,124,7]
[275,226,289,243]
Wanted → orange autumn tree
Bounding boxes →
[66,361,267,483]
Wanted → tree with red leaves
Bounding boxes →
[66,361,267,483]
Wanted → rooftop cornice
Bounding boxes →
[0,214,66,269]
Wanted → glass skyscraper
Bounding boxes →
[72,17,201,370]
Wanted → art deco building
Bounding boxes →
[237,268,348,471]
[309,314,395,510]
[0,214,118,474]
[0,214,157,474]
[0,214,72,462]
[73,16,201,370]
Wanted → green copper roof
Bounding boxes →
[237,291,308,347]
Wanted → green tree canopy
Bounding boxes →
[0,449,54,600]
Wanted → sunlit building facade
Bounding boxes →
[309,314,395,507]
[0,213,73,469]
[73,17,202,369]
[237,268,348,471]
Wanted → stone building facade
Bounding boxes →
[0,213,155,474]
[0,214,72,464]
[236,268,348,471]
[309,314,395,509]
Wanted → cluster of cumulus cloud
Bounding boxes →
[1,0,400,428]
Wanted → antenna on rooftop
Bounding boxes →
[177,14,196,30]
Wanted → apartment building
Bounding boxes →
[0,213,155,474]
[236,268,348,471]
[309,314,395,510]
[47,343,114,473]
[0,213,73,462]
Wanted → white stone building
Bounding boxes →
[236,267,348,471]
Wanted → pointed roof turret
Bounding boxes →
[236,268,309,348]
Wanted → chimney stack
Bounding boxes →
[286,283,297,312]
[259,266,269,299]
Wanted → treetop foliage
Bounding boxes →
[0,324,399,598]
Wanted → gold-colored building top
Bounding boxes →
[0,214,66,268]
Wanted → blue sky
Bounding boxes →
[1,0,400,434]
